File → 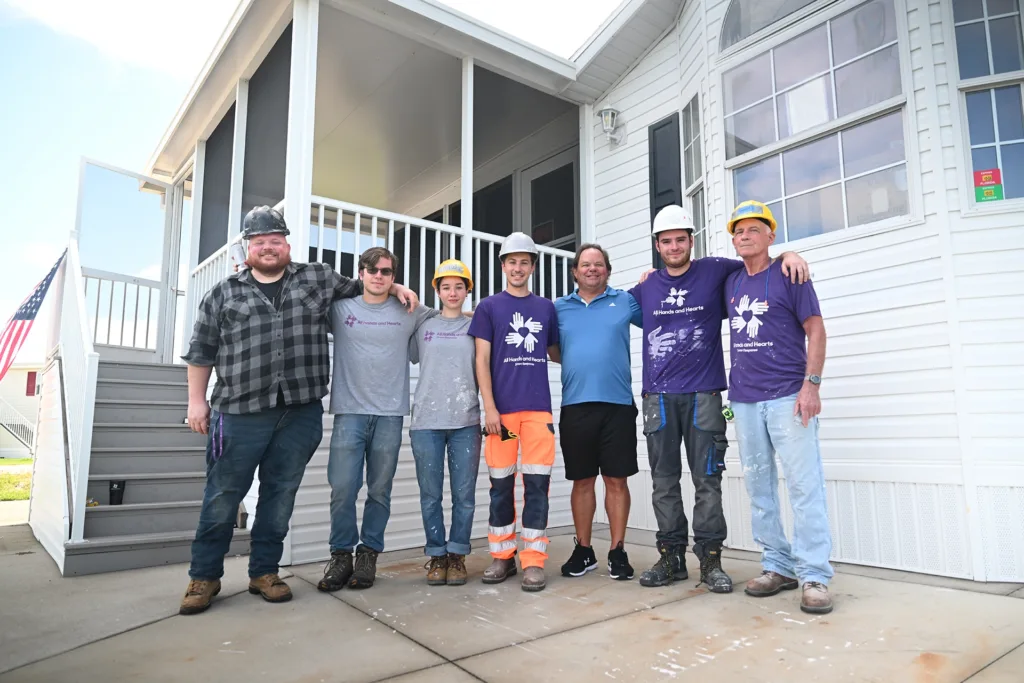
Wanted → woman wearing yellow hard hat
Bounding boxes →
[408,259,481,587]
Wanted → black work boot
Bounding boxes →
[639,542,688,587]
[696,544,733,593]
[348,545,379,589]
[317,550,353,592]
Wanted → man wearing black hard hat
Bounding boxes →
[178,205,418,615]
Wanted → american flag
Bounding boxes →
[0,251,66,383]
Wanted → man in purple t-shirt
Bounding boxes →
[469,232,559,592]
[630,204,808,594]
[725,200,833,615]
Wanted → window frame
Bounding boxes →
[948,0,1024,213]
[719,0,922,248]
[681,94,709,259]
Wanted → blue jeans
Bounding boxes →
[328,414,404,553]
[410,426,482,557]
[732,394,834,585]
[190,401,323,580]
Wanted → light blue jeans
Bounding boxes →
[732,394,834,585]
[410,426,482,557]
[328,414,405,554]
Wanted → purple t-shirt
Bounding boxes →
[630,257,743,394]
[468,291,559,415]
[725,260,821,403]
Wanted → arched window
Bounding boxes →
[721,0,818,50]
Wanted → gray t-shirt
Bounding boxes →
[409,315,480,431]
[329,297,436,416]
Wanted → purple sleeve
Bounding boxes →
[628,282,643,309]
[467,299,494,341]
[547,302,559,347]
[789,278,822,323]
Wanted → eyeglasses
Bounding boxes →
[364,266,394,277]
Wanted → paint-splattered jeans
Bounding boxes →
[190,401,323,580]
[410,426,482,557]
[732,394,834,585]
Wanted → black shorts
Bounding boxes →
[559,402,639,480]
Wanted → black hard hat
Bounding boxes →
[242,206,289,238]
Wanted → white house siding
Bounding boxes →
[590,0,1024,579]
[0,367,42,457]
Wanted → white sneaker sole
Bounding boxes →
[565,562,598,577]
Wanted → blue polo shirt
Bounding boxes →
[555,287,642,407]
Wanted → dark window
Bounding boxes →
[26,371,37,397]
[648,113,682,268]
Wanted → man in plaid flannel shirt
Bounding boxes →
[178,206,418,616]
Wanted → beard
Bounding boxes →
[246,251,291,276]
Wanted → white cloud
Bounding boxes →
[3,0,237,81]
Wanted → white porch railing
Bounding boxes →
[0,396,35,450]
[61,238,100,543]
[81,268,161,351]
[309,196,574,306]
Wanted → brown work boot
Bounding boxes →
[425,555,448,586]
[521,566,546,592]
[179,578,221,615]
[482,556,517,584]
[446,553,468,586]
[744,570,799,597]
[800,581,833,614]
[248,574,293,603]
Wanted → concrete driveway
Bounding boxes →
[1,524,1022,682]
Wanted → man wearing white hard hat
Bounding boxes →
[469,232,559,592]
[629,204,808,594]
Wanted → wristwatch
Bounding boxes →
[806,374,822,386]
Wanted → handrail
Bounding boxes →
[0,396,34,450]
[61,236,100,543]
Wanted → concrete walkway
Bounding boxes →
[1,524,1022,682]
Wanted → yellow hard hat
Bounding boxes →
[432,259,474,292]
[727,200,777,234]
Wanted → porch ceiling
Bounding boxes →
[312,5,576,211]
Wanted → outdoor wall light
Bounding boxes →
[598,106,623,144]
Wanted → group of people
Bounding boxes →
[178,197,835,618]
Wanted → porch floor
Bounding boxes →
[1,524,1023,682]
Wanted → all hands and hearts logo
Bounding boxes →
[731,295,769,338]
[505,311,543,353]
[662,288,688,308]
[344,314,357,328]
[423,330,434,342]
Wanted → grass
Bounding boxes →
[0,472,31,501]
[0,458,33,467]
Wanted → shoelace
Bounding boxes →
[804,581,827,591]
[448,556,466,572]
[186,580,208,596]
[423,557,446,571]
[354,552,374,572]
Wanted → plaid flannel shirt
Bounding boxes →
[183,262,361,414]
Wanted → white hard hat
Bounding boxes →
[498,232,539,260]
[652,204,695,236]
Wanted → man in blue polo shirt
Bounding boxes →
[551,244,642,581]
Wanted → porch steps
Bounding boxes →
[68,359,249,576]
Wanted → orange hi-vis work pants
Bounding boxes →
[485,411,556,569]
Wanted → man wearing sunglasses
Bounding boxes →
[319,247,438,592]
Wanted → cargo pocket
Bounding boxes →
[704,434,728,477]
[641,393,666,436]
[694,391,727,434]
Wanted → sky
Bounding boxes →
[0,0,621,363]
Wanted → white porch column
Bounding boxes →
[579,103,597,244]
[283,0,320,263]
[459,57,474,273]
[227,79,249,240]
[181,141,206,353]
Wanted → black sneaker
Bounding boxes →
[607,542,634,580]
[639,542,688,587]
[317,550,353,592]
[696,545,733,594]
[348,545,378,589]
[560,537,598,577]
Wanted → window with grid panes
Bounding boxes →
[682,95,708,258]
[725,0,909,242]
[954,0,1024,201]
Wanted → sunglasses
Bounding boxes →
[364,266,394,277]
